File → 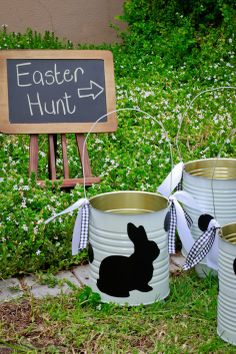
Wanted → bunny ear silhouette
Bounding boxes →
[233,258,236,275]
[127,222,139,244]
[127,223,148,244]
[138,225,148,237]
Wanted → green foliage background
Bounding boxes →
[0,0,235,278]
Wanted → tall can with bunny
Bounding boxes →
[88,191,170,305]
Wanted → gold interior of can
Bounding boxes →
[184,158,236,180]
[89,191,168,214]
[221,223,236,244]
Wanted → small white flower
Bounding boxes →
[21,198,27,208]
[37,219,44,225]
[36,249,41,256]
[22,224,28,232]
[22,185,29,191]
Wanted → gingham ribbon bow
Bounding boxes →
[45,198,90,255]
[183,219,220,270]
[168,195,193,254]
[158,162,200,254]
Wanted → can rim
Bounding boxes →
[89,190,170,214]
[220,222,236,245]
[184,158,236,180]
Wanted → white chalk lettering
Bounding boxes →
[56,99,66,115]
[63,92,76,114]
[44,70,55,85]
[44,101,56,115]
[16,62,32,87]
[27,92,43,116]
[74,67,84,82]
[63,69,73,83]
[27,92,76,117]
[17,63,84,87]
[33,70,44,86]
[54,64,64,85]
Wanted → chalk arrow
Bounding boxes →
[78,80,104,100]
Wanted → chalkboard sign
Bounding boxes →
[0,50,117,134]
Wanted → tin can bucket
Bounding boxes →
[217,222,236,345]
[182,158,236,277]
[88,191,170,306]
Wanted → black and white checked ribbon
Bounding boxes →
[45,198,90,255]
[183,219,220,270]
[79,203,89,250]
[168,199,193,254]
[158,162,200,255]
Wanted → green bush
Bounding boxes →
[115,0,235,68]
[0,26,73,49]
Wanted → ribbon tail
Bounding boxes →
[173,190,202,212]
[174,199,195,253]
[168,202,177,254]
[183,208,193,228]
[45,198,89,224]
[183,229,216,270]
[72,208,83,256]
[79,204,89,250]
[158,162,184,197]
[206,231,219,270]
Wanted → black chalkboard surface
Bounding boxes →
[8,59,107,124]
[0,50,117,134]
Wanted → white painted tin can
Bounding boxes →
[217,222,236,346]
[87,191,170,306]
[182,158,236,277]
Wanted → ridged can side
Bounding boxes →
[88,193,169,306]
[217,233,236,345]
[182,159,236,277]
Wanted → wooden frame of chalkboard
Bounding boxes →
[0,50,117,134]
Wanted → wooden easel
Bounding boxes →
[29,134,100,188]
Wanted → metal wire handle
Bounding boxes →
[175,86,236,161]
[211,129,236,219]
[81,107,174,199]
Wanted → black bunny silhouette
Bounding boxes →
[233,258,236,275]
[96,222,160,297]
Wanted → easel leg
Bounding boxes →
[35,133,100,188]
[48,134,57,180]
[61,134,70,179]
[29,134,39,176]
[75,133,92,177]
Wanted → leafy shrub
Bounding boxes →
[0,26,73,49]
[116,0,235,68]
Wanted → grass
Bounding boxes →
[0,272,235,353]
